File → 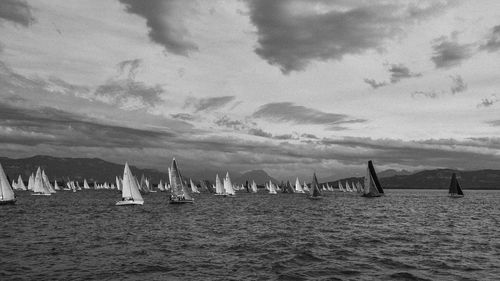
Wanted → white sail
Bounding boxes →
[190,179,200,193]
[42,170,56,193]
[84,179,90,189]
[251,180,258,193]
[302,181,309,191]
[33,167,51,195]
[54,180,60,190]
[169,158,193,201]
[215,174,225,195]
[157,180,165,191]
[268,180,277,194]
[118,162,144,204]
[0,163,16,202]
[224,172,235,196]
[295,177,305,193]
[17,175,27,190]
[27,173,34,191]
[168,167,172,187]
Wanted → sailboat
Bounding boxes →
[169,158,194,204]
[15,175,27,191]
[190,179,200,194]
[268,180,277,194]
[116,162,144,205]
[214,174,226,196]
[27,173,34,191]
[83,179,90,190]
[32,167,51,196]
[251,180,258,193]
[448,173,464,198]
[224,172,236,196]
[308,172,322,200]
[294,177,305,193]
[362,160,384,197]
[0,163,16,205]
[338,181,345,192]
[54,180,60,191]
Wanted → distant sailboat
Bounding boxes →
[214,174,226,196]
[448,173,464,198]
[116,162,144,206]
[308,172,322,200]
[251,180,258,193]
[295,177,305,193]
[338,181,345,192]
[302,181,309,192]
[169,158,194,204]
[32,167,51,196]
[268,180,277,194]
[190,179,200,194]
[363,160,384,197]
[15,175,27,191]
[27,173,34,191]
[83,179,90,190]
[224,172,235,196]
[54,180,60,191]
[0,163,16,205]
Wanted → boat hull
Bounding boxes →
[115,200,144,206]
[362,194,382,198]
[31,193,51,196]
[449,194,464,198]
[0,199,16,205]
[214,194,227,197]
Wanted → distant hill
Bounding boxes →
[233,170,278,185]
[378,169,413,178]
[0,155,166,183]
[327,169,500,190]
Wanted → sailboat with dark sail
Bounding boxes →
[169,158,194,204]
[308,172,322,200]
[362,160,384,197]
[448,173,464,198]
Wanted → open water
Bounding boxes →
[1,189,499,280]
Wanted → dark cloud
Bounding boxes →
[450,75,467,94]
[252,102,364,126]
[117,59,142,80]
[171,113,195,121]
[479,25,500,52]
[185,96,236,113]
[364,63,421,89]
[273,134,295,140]
[477,95,498,108]
[119,0,198,56]
[0,102,175,148]
[214,115,246,130]
[95,79,163,107]
[0,0,34,27]
[248,128,272,138]
[431,35,474,68]
[364,78,388,89]
[301,133,318,139]
[389,64,422,83]
[246,0,454,73]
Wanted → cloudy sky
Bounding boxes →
[1,0,500,181]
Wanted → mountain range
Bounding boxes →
[1,155,499,189]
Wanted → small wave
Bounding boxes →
[389,272,432,281]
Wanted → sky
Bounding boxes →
[1,0,500,181]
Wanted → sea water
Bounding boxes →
[1,189,499,280]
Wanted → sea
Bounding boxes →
[1,189,499,281]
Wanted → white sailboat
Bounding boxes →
[295,177,305,193]
[15,175,26,191]
[302,181,309,192]
[190,179,200,194]
[224,172,236,196]
[116,162,144,205]
[214,174,226,196]
[338,181,345,192]
[32,167,51,196]
[42,170,56,193]
[54,180,60,191]
[251,180,258,193]
[169,158,194,204]
[83,179,90,190]
[27,173,34,191]
[157,180,165,192]
[363,160,384,197]
[0,163,16,204]
[268,180,277,194]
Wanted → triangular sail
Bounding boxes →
[121,162,144,202]
[190,179,200,193]
[170,158,192,200]
[224,172,235,195]
[448,173,464,196]
[310,173,321,197]
[27,173,34,191]
[251,180,258,193]
[54,180,60,190]
[84,179,90,189]
[363,160,384,197]
[33,167,50,195]
[0,163,16,201]
[16,175,27,190]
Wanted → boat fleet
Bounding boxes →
[0,159,464,205]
